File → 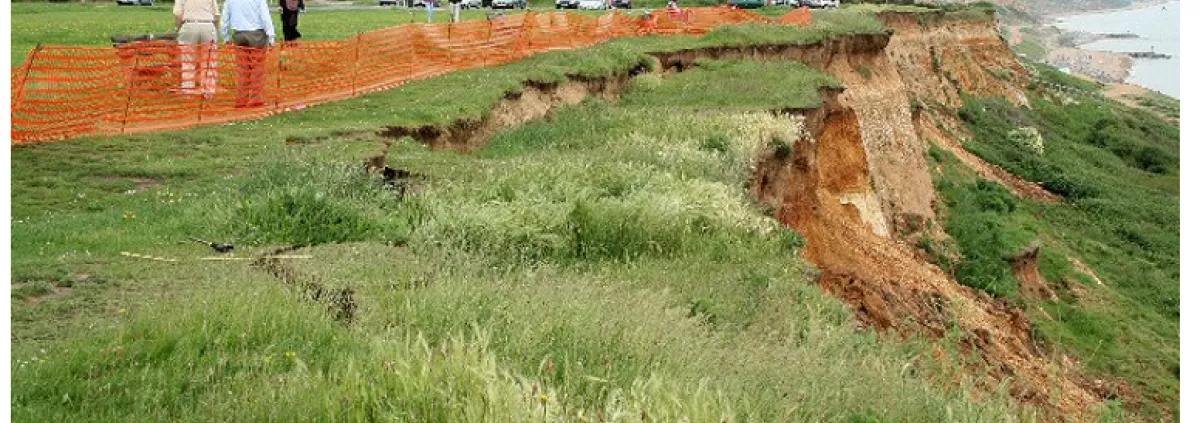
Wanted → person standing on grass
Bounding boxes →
[425,0,436,23]
[279,0,305,43]
[221,0,276,108]
[174,0,220,98]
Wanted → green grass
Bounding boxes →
[1025,61,1105,93]
[1133,90,1180,119]
[10,2,883,66]
[11,2,589,65]
[941,68,1178,419]
[1012,39,1047,61]
[11,40,1030,421]
[622,59,841,110]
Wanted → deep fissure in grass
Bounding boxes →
[253,245,359,322]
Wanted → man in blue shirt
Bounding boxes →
[221,0,276,107]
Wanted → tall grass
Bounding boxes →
[13,277,737,422]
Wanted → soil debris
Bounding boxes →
[1008,243,1060,302]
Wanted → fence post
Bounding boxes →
[523,12,533,55]
[11,45,42,141]
[407,27,415,81]
[12,45,40,113]
[121,44,139,135]
[485,18,493,67]
[352,33,363,96]
[566,13,574,49]
[274,43,284,111]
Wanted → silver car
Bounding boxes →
[491,0,526,8]
[578,0,606,9]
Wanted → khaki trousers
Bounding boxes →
[177,22,218,95]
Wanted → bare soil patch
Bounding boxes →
[381,75,631,150]
[100,176,163,194]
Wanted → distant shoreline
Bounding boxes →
[1048,0,1173,20]
[1046,0,1177,95]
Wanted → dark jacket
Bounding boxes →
[279,0,304,27]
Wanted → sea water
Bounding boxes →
[1054,1,1180,98]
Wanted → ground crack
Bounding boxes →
[252,246,357,323]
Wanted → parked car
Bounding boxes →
[462,0,483,8]
[801,0,838,7]
[116,0,154,5]
[728,0,765,8]
[556,0,579,8]
[578,0,606,9]
[612,0,632,8]
[491,0,526,8]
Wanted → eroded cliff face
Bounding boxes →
[753,12,1108,422]
[815,30,937,240]
[810,11,1039,241]
[881,11,1032,109]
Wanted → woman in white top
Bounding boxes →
[174,0,221,97]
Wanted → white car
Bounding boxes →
[578,0,606,9]
[491,0,527,8]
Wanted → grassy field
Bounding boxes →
[11,1,836,65]
[9,1,898,65]
[10,7,1037,421]
[11,2,619,65]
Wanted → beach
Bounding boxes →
[1052,0,1179,97]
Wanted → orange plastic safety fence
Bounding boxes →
[10,7,812,144]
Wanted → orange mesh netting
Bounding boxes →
[10,7,812,144]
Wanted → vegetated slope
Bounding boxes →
[892,10,1178,418]
[946,92,1180,420]
[771,7,1179,421]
